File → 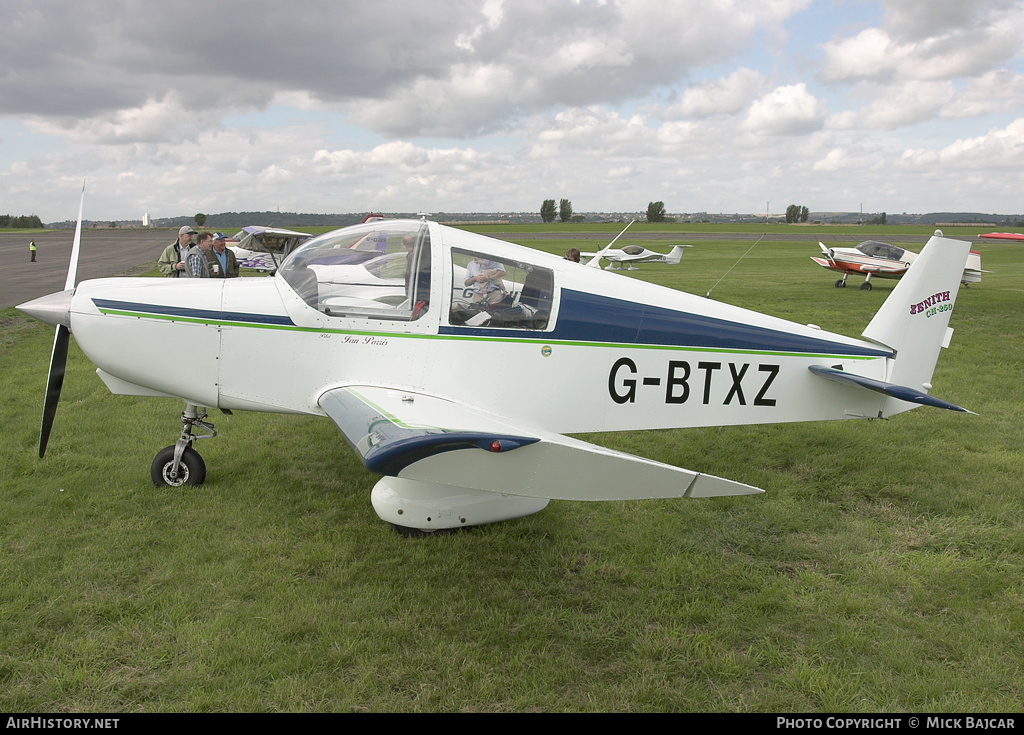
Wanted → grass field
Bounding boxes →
[1,226,1021,712]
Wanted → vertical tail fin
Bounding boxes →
[665,245,688,264]
[963,250,983,284]
[861,233,971,414]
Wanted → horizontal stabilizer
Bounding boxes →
[809,365,973,413]
[319,385,763,500]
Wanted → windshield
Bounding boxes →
[855,240,905,261]
[279,220,431,320]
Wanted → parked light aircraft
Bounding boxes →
[227,226,311,272]
[577,219,690,270]
[581,244,691,270]
[811,239,983,290]
[19,189,974,535]
[979,232,1024,242]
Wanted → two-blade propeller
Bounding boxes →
[37,182,85,457]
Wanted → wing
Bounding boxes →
[979,232,1024,241]
[811,256,841,271]
[318,385,762,500]
[862,263,909,275]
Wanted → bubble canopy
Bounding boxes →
[278,220,431,320]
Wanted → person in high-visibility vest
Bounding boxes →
[29,241,36,262]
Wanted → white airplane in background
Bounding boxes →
[579,219,690,270]
[227,226,312,272]
[19,187,974,535]
[229,215,389,271]
[581,243,691,270]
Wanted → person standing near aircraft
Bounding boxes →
[29,240,37,262]
[158,226,197,277]
[207,232,239,278]
[564,248,580,262]
[465,255,506,304]
[184,232,214,278]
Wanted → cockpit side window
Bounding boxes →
[856,241,904,261]
[279,221,431,321]
[857,241,883,257]
[449,248,553,330]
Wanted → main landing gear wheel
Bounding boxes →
[860,281,873,291]
[834,279,846,288]
[151,445,206,487]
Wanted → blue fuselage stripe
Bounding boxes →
[442,289,892,357]
[92,298,295,326]
[94,290,891,358]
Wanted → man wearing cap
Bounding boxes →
[157,226,198,277]
[206,232,239,278]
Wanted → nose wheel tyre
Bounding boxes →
[151,445,207,487]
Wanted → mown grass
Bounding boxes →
[0,230,1021,712]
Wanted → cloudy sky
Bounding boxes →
[2,0,1023,221]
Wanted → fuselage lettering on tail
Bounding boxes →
[910,291,951,316]
[608,358,780,407]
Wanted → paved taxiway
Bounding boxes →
[0,229,172,309]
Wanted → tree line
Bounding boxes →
[540,199,578,223]
[786,205,809,223]
[539,201,897,225]
[0,214,44,229]
[540,199,671,223]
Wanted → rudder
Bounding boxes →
[861,233,971,414]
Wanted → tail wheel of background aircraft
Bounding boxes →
[151,445,207,487]
[860,281,873,291]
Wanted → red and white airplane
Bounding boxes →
[978,232,1024,242]
[812,237,983,290]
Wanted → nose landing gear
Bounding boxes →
[151,404,216,487]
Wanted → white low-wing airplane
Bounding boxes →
[581,243,691,270]
[227,226,312,272]
[812,239,984,290]
[580,219,690,270]
[19,190,973,535]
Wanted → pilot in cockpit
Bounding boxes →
[465,256,506,305]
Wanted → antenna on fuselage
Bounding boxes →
[704,233,765,299]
